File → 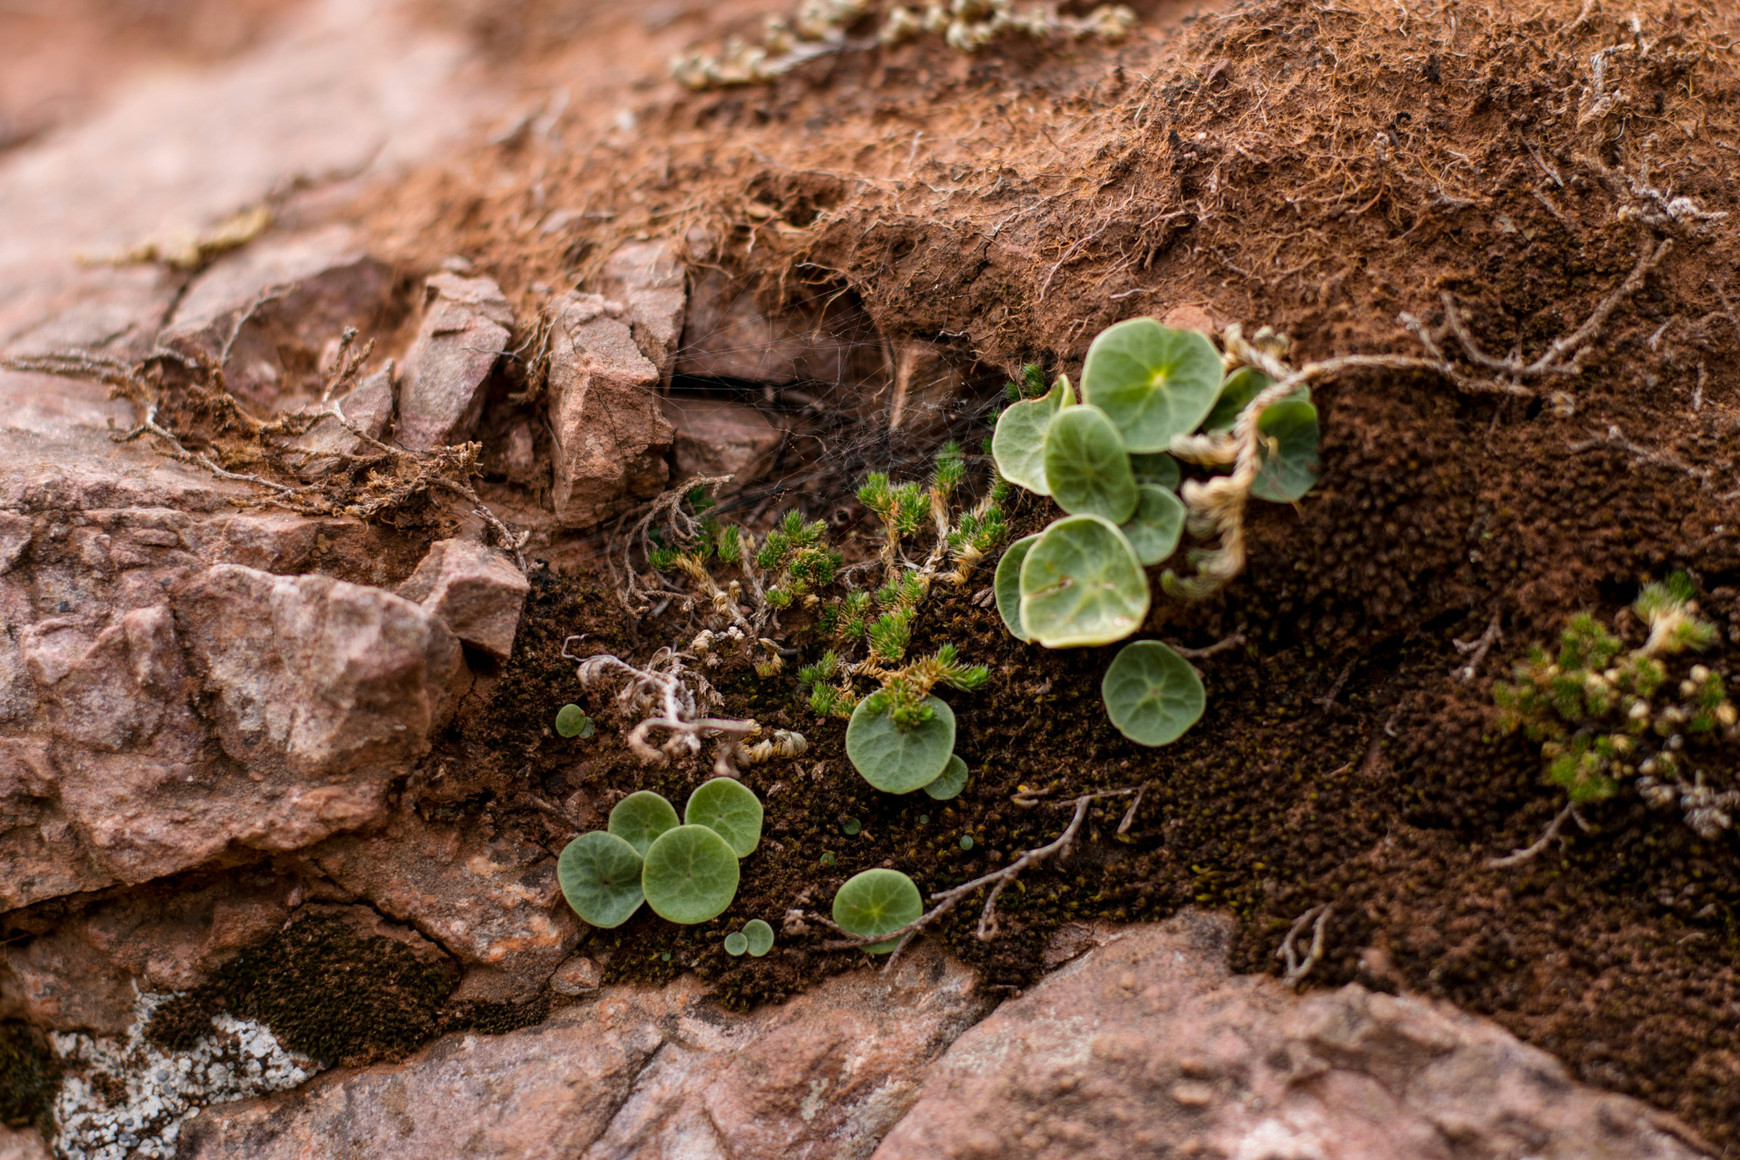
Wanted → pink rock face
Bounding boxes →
[176,564,463,779]
[599,240,688,387]
[546,292,674,528]
[396,538,529,661]
[0,1125,50,1160]
[396,273,514,451]
[305,809,578,1001]
[872,913,1710,1160]
[662,396,787,488]
[179,942,990,1160]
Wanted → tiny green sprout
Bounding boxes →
[1080,318,1222,453]
[609,790,681,856]
[1119,484,1187,567]
[918,813,930,824]
[991,372,1073,494]
[1101,641,1207,746]
[959,835,975,851]
[820,852,836,867]
[557,831,645,928]
[994,534,1040,643]
[845,695,957,793]
[924,754,970,800]
[685,777,763,857]
[641,825,741,924]
[832,868,923,953]
[555,704,594,739]
[842,817,862,835]
[724,931,749,956]
[1250,398,1321,504]
[1043,403,1139,523]
[1019,514,1150,648]
[742,918,775,956]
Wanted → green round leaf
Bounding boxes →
[994,534,1041,643]
[641,825,741,924]
[1203,367,1271,433]
[743,918,775,956]
[842,817,862,836]
[923,754,969,801]
[557,831,645,929]
[609,791,680,857]
[845,695,956,793]
[1080,319,1223,453]
[724,931,749,956]
[832,868,923,953]
[1019,514,1151,648]
[1251,398,1321,503]
[1101,640,1207,747]
[1120,484,1186,566]
[959,835,974,850]
[555,704,593,738]
[684,777,763,857]
[1043,404,1138,523]
[1129,453,1181,490]
[991,374,1074,494]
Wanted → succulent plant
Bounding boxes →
[642,824,741,924]
[832,868,923,953]
[923,753,970,801]
[557,831,645,928]
[989,317,1321,748]
[724,930,749,955]
[555,703,595,738]
[845,694,957,793]
[741,918,775,956]
[685,776,763,857]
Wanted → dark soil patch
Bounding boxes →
[147,912,461,1067]
[0,1020,56,1130]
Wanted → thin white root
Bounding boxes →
[567,645,763,776]
[1485,800,1587,868]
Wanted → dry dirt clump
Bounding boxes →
[148,0,1740,1148]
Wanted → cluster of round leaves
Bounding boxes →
[557,779,763,928]
[555,703,595,739]
[844,699,974,798]
[991,319,1320,745]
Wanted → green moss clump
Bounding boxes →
[148,912,460,1066]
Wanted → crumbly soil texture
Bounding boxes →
[383,0,1740,1146]
[25,0,1740,1150]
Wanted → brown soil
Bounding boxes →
[336,0,1740,1147]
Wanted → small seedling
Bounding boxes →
[557,831,645,928]
[845,694,957,793]
[609,790,681,856]
[923,754,969,800]
[842,817,862,836]
[642,824,741,924]
[959,835,974,850]
[832,868,923,953]
[742,918,775,956]
[685,777,763,857]
[561,783,765,927]
[1101,641,1206,746]
[990,317,1321,746]
[555,703,595,738]
[724,931,750,956]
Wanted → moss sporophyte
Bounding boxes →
[990,318,1320,749]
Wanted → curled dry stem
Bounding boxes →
[1276,904,1333,988]
[569,646,763,776]
[1485,799,1588,868]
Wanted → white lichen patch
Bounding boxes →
[49,989,318,1160]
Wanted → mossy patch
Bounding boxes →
[0,1021,56,1129]
[147,913,460,1067]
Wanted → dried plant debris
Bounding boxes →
[673,0,1135,89]
[1,336,523,558]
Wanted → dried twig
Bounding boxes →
[1486,800,1587,868]
[1276,903,1333,988]
[1166,633,1245,659]
[1452,611,1503,683]
[817,788,1138,967]
[570,647,763,775]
